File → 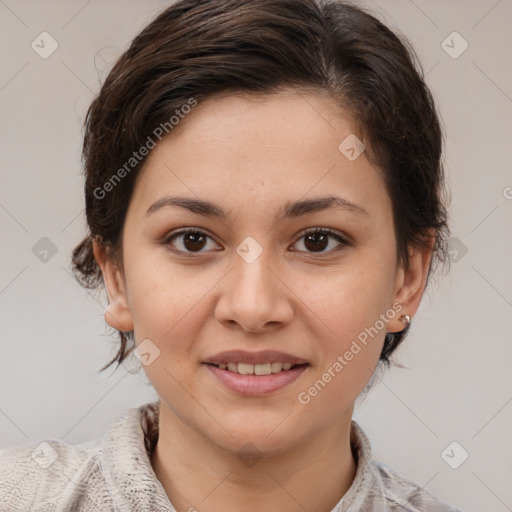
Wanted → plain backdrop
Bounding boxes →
[1,1,511,511]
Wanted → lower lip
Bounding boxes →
[203,363,309,396]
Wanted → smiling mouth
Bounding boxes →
[204,362,308,375]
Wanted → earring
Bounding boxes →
[399,314,411,325]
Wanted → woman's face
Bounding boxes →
[97,90,430,455]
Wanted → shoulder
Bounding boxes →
[370,460,462,512]
[0,402,161,512]
[343,421,462,512]
[0,437,105,511]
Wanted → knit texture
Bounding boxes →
[0,402,461,511]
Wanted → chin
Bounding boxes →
[203,415,312,457]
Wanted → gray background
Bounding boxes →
[1,1,511,510]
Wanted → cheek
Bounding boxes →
[290,254,395,406]
[294,268,391,416]
[126,257,210,402]
[124,249,190,339]
[296,259,395,344]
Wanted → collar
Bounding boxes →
[101,401,175,511]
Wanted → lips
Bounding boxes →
[202,350,310,396]
[204,362,309,396]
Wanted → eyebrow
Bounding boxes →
[145,195,368,221]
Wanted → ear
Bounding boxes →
[92,238,134,333]
[387,238,434,333]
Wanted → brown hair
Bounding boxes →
[71,0,449,372]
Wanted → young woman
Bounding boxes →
[1,0,461,510]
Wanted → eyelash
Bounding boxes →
[163,227,350,256]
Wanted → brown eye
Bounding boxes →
[164,227,348,256]
[166,229,217,253]
[293,229,348,254]
[304,231,329,252]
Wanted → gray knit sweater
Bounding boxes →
[0,402,461,511]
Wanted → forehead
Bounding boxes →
[130,90,389,221]
[165,89,349,158]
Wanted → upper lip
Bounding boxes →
[204,350,309,365]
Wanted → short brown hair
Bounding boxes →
[71,0,449,372]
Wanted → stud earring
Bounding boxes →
[399,314,411,325]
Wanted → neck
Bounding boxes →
[151,402,357,512]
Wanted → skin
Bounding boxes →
[93,89,433,512]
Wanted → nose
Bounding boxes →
[214,248,294,333]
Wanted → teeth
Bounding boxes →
[238,363,254,375]
[216,362,298,374]
[271,362,283,373]
[255,363,271,375]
